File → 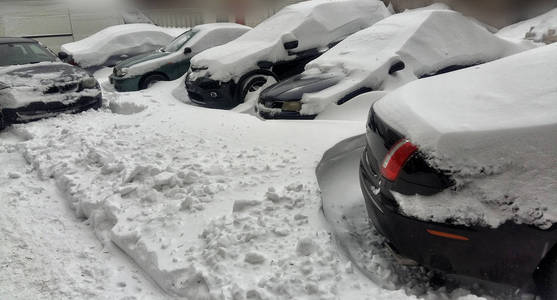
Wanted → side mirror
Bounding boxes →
[389,60,405,75]
[283,40,299,50]
[58,51,69,60]
[183,47,192,55]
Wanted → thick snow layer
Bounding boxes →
[189,0,390,83]
[498,8,557,44]
[123,23,250,78]
[298,9,532,115]
[0,62,99,109]
[374,43,557,229]
[61,24,187,68]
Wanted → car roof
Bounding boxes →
[0,37,38,44]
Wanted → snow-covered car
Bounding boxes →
[59,24,187,70]
[185,0,390,109]
[109,23,251,92]
[497,7,557,44]
[257,9,531,119]
[0,38,101,129]
[359,43,557,297]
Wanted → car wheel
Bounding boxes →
[536,254,557,299]
[240,74,277,104]
[140,74,167,90]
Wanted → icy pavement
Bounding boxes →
[0,71,524,299]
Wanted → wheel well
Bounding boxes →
[139,72,169,88]
[236,69,278,100]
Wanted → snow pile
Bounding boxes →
[498,8,557,44]
[0,62,98,108]
[61,24,187,68]
[374,43,557,229]
[123,23,250,79]
[298,9,532,115]
[189,0,390,83]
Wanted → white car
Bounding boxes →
[185,0,391,109]
[59,24,187,70]
[257,9,532,119]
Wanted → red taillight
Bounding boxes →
[381,139,418,181]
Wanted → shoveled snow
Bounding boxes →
[61,24,187,68]
[0,63,504,299]
[498,8,557,44]
[189,0,390,83]
[123,23,250,79]
[374,43,557,229]
[298,8,533,116]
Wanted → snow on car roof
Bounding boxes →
[190,0,390,82]
[61,24,187,68]
[299,9,531,115]
[374,43,557,229]
[497,7,557,44]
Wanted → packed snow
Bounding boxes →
[61,24,187,68]
[189,0,391,83]
[297,9,533,116]
[498,8,557,44]
[122,23,251,79]
[0,62,98,109]
[374,43,557,229]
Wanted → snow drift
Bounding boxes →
[298,9,532,115]
[374,43,557,229]
[189,0,390,83]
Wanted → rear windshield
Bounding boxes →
[163,29,198,52]
[0,42,57,67]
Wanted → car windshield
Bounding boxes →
[162,29,198,52]
[0,42,57,67]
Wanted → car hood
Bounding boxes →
[116,50,170,69]
[260,72,342,102]
[0,62,90,88]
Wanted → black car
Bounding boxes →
[359,44,557,298]
[0,38,101,129]
[185,0,390,109]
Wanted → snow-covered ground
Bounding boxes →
[498,8,557,44]
[0,66,531,299]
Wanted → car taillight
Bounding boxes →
[381,139,418,181]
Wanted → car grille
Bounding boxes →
[44,82,79,94]
[198,80,220,89]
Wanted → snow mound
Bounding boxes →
[61,24,187,68]
[299,9,532,116]
[374,43,557,229]
[190,0,390,83]
[498,8,557,44]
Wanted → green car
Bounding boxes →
[110,23,251,92]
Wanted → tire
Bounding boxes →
[240,74,277,104]
[139,73,167,90]
[536,255,557,299]
[0,111,5,131]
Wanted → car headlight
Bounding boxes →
[282,101,302,112]
[81,77,98,89]
[115,68,128,77]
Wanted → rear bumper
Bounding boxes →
[2,93,102,125]
[256,103,316,120]
[110,75,141,92]
[359,147,555,291]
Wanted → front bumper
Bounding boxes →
[359,147,556,290]
[256,101,316,120]
[2,93,102,125]
[185,77,237,109]
[110,75,141,92]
